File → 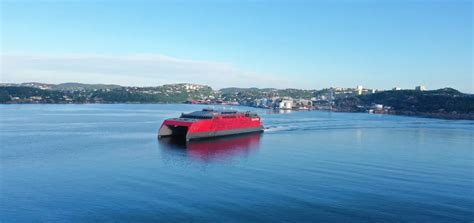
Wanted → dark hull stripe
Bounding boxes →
[186,127,263,140]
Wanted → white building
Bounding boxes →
[373,104,383,110]
[279,99,293,110]
[183,83,205,90]
[415,85,427,91]
[356,85,363,95]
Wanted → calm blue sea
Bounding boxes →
[1,104,473,222]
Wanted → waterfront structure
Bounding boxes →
[279,98,294,110]
[294,99,312,109]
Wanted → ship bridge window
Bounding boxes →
[221,111,237,114]
[180,115,212,119]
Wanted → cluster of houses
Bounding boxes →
[249,85,428,112]
[368,104,393,114]
[3,83,429,112]
[252,97,313,110]
[8,95,75,103]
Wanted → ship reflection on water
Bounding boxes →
[159,132,263,162]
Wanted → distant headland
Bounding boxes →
[1,82,473,120]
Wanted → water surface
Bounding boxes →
[1,104,473,222]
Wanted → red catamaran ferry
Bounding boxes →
[158,108,263,141]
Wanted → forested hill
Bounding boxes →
[334,88,474,120]
[0,83,215,104]
[0,83,320,104]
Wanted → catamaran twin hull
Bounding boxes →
[158,109,264,141]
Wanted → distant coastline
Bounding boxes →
[1,82,473,120]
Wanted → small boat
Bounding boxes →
[158,108,264,141]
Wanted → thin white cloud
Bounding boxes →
[1,54,293,89]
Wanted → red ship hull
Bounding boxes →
[158,109,263,141]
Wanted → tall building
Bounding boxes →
[415,85,427,91]
[356,85,363,95]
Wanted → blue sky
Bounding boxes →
[1,0,472,92]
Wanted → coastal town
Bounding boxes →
[2,82,472,120]
[2,82,425,111]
